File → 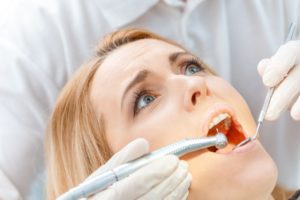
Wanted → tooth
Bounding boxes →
[212,117,220,126]
[208,113,231,129]
[223,118,232,130]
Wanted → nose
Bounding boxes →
[183,76,210,112]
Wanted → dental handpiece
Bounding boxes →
[57,133,228,200]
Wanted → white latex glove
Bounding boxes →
[67,138,192,200]
[257,40,300,121]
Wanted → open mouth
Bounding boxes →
[207,113,247,153]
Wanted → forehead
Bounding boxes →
[90,39,184,103]
[99,39,183,78]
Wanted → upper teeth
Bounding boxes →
[209,113,231,129]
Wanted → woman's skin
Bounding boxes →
[89,39,278,200]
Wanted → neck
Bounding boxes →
[268,195,274,200]
[250,194,274,200]
[263,194,274,200]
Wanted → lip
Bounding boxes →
[214,139,259,157]
[202,103,247,137]
[230,139,258,154]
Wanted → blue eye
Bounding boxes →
[184,64,202,76]
[134,93,156,114]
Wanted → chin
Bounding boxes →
[185,141,278,200]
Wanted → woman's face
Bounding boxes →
[90,39,278,199]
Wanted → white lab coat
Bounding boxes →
[0,0,299,199]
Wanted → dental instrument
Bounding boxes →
[235,22,297,149]
[57,133,228,200]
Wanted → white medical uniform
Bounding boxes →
[0,0,299,199]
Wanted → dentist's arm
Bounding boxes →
[257,40,300,121]
[58,139,192,200]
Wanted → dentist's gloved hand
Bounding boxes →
[85,138,191,200]
[257,40,300,121]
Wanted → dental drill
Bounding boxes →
[57,133,228,200]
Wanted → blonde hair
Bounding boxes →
[45,28,186,199]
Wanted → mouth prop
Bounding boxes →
[207,113,246,153]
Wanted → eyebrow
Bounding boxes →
[125,69,150,97]
[121,69,151,110]
[169,51,188,64]
[120,51,188,111]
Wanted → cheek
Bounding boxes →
[128,106,197,151]
[209,77,256,134]
[106,98,187,153]
[105,120,137,153]
[210,77,244,105]
[130,118,189,151]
